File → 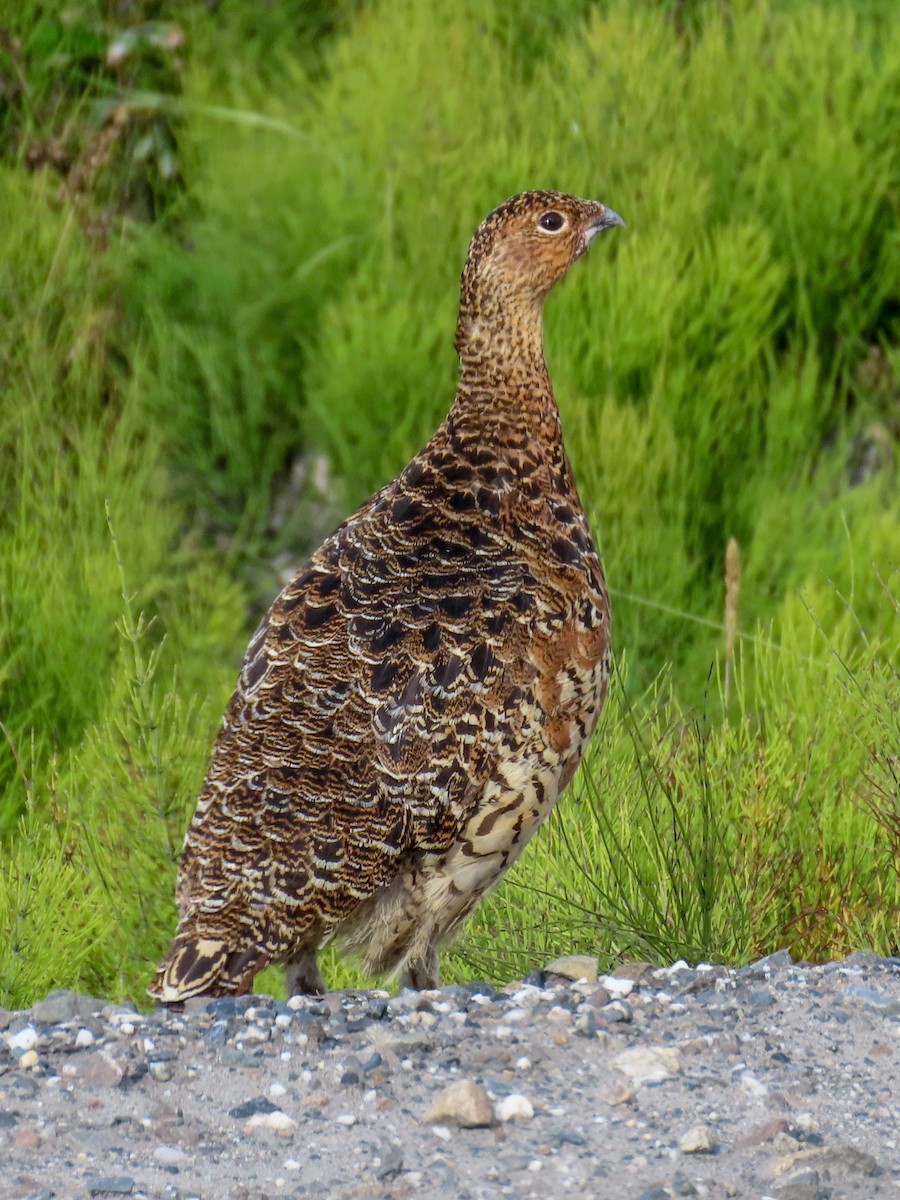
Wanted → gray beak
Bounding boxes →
[593,207,625,232]
[583,206,625,251]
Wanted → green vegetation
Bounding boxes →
[1,0,897,1009]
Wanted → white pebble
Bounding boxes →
[7,1027,38,1052]
[154,1145,190,1166]
[431,1124,452,1141]
[118,1021,135,1035]
[496,1094,534,1122]
[283,1159,301,1171]
[600,976,634,998]
[74,1029,94,1049]
[275,1014,291,1029]
[515,1056,532,1071]
[503,1007,529,1023]
[336,1113,357,1126]
[528,1159,543,1172]
[247,1110,297,1133]
[19,1049,39,1068]
[269,1082,287,1098]
[739,1071,768,1099]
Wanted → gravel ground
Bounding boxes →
[1,951,898,1200]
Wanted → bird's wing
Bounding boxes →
[175,477,537,932]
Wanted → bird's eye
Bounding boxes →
[538,211,566,233]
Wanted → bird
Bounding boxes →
[148,189,624,1002]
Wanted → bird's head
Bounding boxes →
[456,189,624,357]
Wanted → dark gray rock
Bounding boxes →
[772,1168,823,1200]
[671,1172,698,1196]
[31,990,104,1024]
[86,1179,135,1196]
[228,1096,279,1119]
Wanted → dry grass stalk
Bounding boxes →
[724,537,741,709]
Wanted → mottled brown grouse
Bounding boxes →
[149,190,624,1002]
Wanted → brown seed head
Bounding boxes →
[455,189,624,357]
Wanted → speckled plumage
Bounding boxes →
[149,190,623,1002]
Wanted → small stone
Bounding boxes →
[608,960,653,982]
[425,1080,495,1128]
[229,1096,279,1119]
[18,1049,39,1069]
[86,1178,135,1196]
[585,986,612,1008]
[612,1045,680,1085]
[32,989,102,1024]
[735,1117,790,1149]
[7,1026,38,1052]
[635,1188,670,1200]
[574,1009,597,1038]
[148,1060,174,1082]
[79,1049,127,1087]
[205,1021,229,1046]
[495,1093,534,1122]
[600,974,635,998]
[679,1124,717,1154]
[12,1125,41,1149]
[553,1129,587,1147]
[544,954,599,983]
[772,1168,823,1200]
[756,949,793,971]
[772,1144,880,1177]
[600,999,632,1023]
[738,1070,768,1098]
[153,1145,190,1166]
[671,1172,698,1196]
[604,1081,636,1106]
[246,1109,297,1134]
[237,1024,269,1042]
[75,1028,95,1048]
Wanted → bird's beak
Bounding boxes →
[583,206,625,252]
[594,207,625,231]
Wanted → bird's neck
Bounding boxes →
[452,297,561,440]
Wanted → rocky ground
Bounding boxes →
[1,951,898,1200]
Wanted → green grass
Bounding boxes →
[0,0,898,1008]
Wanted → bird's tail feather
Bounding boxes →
[147,932,267,1003]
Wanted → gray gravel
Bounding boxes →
[1,952,899,1199]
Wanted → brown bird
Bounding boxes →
[148,190,623,1002]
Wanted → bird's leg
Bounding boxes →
[398,945,440,991]
[284,949,326,997]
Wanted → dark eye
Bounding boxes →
[539,211,566,233]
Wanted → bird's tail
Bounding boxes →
[147,928,268,1004]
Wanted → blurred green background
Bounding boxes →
[0,0,897,1006]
